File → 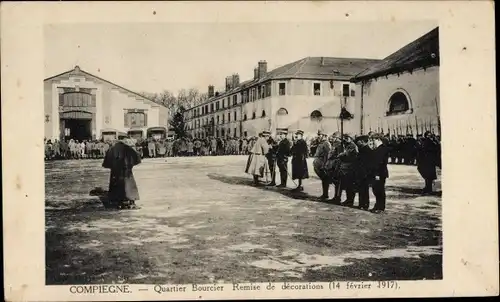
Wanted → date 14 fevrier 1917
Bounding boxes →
[329,281,401,290]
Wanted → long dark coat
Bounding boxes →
[313,140,331,180]
[102,141,141,204]
[417,138,439,180]
[291,139,309,180]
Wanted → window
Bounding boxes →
[261,85,266,99]
[210,103,214,112]
[252,112,256,119]
[242,90,248,103]
[387,91,410,115]
[279,83,286,95]
[234,111,237,120]
[313,83,321,96]
[262,110,266,117]
[217,115,219,124]
[244,114,247,121]
[277,108,288,116]
[124,111,147,127]
[228,112,231,122]
[244,131,248,137]
[310,110,323,121]
[234,128,237,137]
[342,84,350,97]
[265,82,272,97]
[233,95,237,105]
[351,89,355,97]
[222,114,225,123]
[60,92,95,107]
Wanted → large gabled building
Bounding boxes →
[184,56,380,138]
[44,66,169,141]
[351,27,440,136]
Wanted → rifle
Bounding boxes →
[415,116,419,136]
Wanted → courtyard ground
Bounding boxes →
[45,155,442,285]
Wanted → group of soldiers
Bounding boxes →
[140,137,257,158]
[44,138,112,160]
[44,136,261,161]
[245,129,442,214]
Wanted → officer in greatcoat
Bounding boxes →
[275,129,291,187]
[417,131,440,194]
[369,133,390,213]
[245,131,271,185]
[338,134,360,207]
[290,130,309,192]
[354,135,374,210]
[313,130,331,200]
[266,135,279,186]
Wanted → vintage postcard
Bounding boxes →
[1,1,498,300]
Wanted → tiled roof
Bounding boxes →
[197,56,381,108]
[267,57,381,81]
[352,27,439,81]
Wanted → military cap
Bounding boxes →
[317,129,327,136]
[295,130,304,135]
[277,129,288,134]
[370,133,383,140]
[262,130,271,135]
[355,135,370,142]
[331,131,341,138]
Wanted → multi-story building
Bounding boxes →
[185,57,380,138]
[351,27,440,136]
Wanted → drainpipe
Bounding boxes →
[360,81,365,135]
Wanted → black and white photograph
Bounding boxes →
[2,1,497,300]
[43,21,443,284]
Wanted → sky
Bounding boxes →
[44,21,436,95]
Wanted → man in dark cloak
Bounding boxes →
[290,130,309,192]
[102,137,142,209]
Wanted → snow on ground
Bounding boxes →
[45,155,442,284]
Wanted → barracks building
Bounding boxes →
[185,27,440,140]
[44,66,169,141]
[183,57,380,139]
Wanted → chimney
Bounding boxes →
[258,60,267,79]
[232,74,240,87]
[208,85,215,98]
[321,57,325,66]
[253,67,258,80]
[225,76,232,91]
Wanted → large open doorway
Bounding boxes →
[61,119,92,141]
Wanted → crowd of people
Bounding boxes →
[45,130,440,212]
[245,129,442,214]
[44,136,266,160]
